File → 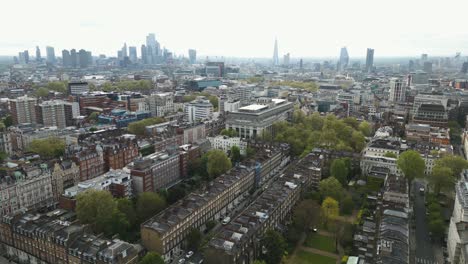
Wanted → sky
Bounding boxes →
[1,0,468,59]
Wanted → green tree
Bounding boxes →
[435,154,468,177]
[186,228,202,250]
[106,209,130,238]
[167,186,186,204]
[136,192,166,223]
[397,150,425,191]
[206,149,232,179]
[75,190,116,233]
[322,197,339,230]
[220,128,238,137]
[139,252,164,264]
[358,121,372,137]
[319,177,344,201]
[208,95,219,111]
[428,165,455,195]
[330,159,349,186]
[116,198,137,227]
[29,137,65,159]
[292,199,321,232]
[384,152,398,158]
[206,220,217,231]
[0,151,7,163]
[260,229,287,264]
[3,115,13,128]
[89,112,99,123]
[340,195,354,215]
[428,218,445,240]
[230,146,241,163]
[47,81,67,94]
[35,87,49,97]
[246,147,255,159]
[128,117,165,136]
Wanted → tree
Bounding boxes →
[47,81,67,94]
[75,190,116,233]
[220,128,238,137]
[206,149,232,179]
[128,117,165,136]
[35,87,49,97]
[253,261,266,264]
[230,146,241,163]
[186,228,202,250]
[436,154,468,177]
[29,137,65,159]
[322,197,339,230]
[167,186,186,204]
[384,152,398,158]
[292,199,321,232]
[106,209,130,238]
[139,252,164,264]
[330,159,349,186]
[3,115,13,128]
[260,229,287,264]
[246,147,255,159]
[340,195,354,215]
[116,198,137,227]
[428,165,455,195]
[397,150,425,190]
[428,218,445,240]
[319,177,344,201]
[358,121,372,137]
[89,112,99,123]
[136,192,166,223]
[206,220,216,231]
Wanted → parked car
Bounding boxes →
[185,251,194,258]
[222,217,231,225]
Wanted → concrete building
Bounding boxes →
[411,94,449,127]
[36,100,79,128]
[9,96,37,125]
[226,98,293,139]
[389,78,406,102]
[448,177,468,264]
[185,97,213,123]
[208,136,247,155]
[46,46,56,64]
[146,93,174,117]
[68,82,89,96]
[365,48,374,72]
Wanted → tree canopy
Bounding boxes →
[35,87,49,97]
[292,199,321,232]
[127,117,165,136]
[260,229,287,264]
[28,137,65,159]
[75,190,116,234]
[319,177,344,201]
[435,154,468,177]
[136,192,166,223]
[330,159,349,186]
[101,80,153,92]
[397,150,425,184]
[139,252,164,264]
[322,197,339,229]
[358,121,373,137]
[429,165,455,195]
[384,152,398,158]
[47,81,68,94]
[206,149,232,179]
[270,80,318,92]
[186,228,202,250]
[230,146,241,163]
[220,128,238,137]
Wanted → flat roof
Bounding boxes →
[238,104,268,111]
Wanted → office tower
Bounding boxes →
[68,82,89,95]
[188,49,197,64]
[283,53,290,66]
[62,50,71,67]
[339,47,349,71]
[70,49,77,68]
[78,49,88,68]
[461,62,468,74]
[121,43,128,58]
[86,51,92,66]
[421,53,428,62]
[185,97,213,123]
[46,46,56,64]
[423,61,433,74]
[409,60,415,72]
[18,51,29,64]
[389,77,406,102]
[9,96,38,124]
[35,46,41,62]
[129,46,137,62]
[365,48,374,72]
[300,59,303,69]
[146,33,160,64]
[273,38,279,66]
[117,50,123,60]
[141,45,148,64]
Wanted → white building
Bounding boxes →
[448,178,468,264]
[224,100,240,113]
[389,77,406,102]
[185,97,213,123]
[208,136,247,155]
[146,92,174,117]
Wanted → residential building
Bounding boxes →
[68,82,89,96]
[225,98,294,139]
[185,97,213,123]
[9,96,37,125]
[208,136,247,155]
[447,175,468,264]
[101,137,140,171]
[51,160,80,201]
[46,46,56,64]
[146,93,174,117]
[70,145,105,181]
[36,100,79,128]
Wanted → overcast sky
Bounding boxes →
[2,0,468,58]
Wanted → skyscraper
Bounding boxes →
[421,53,428,62]
[389,77,406,102]
[273,38,279,66]
[35,46,41,62]
[339,47,349,71]
[423,61,432,74]
[62,50,71,67]
[365,48,374,72]
[22,50,30,64]
[78,49,88,68]
[283,53,290,66]
[146,33,160,64]
[129,46,137,63]
[141,45,148,64]
[46,46,56,64]
[121,43,128,58]
[188,49,197,64]
[70,49,77,68]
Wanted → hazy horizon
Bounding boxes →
[2,0,468,58]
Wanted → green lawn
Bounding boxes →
[304,233,336,253]
[290,250,336,264]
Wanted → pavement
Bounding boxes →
[413,180,437,264]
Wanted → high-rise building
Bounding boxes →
[35,46,41,62]
[421,53,428,62]
[36,100,79,128]
[9,96,38,125]
[78,49,88,68]
[146,33,160,64]
[70,49,77,68]
[188,49,197,64]
[273,38,279,66]
[461,62,468,74]
[283,53,290,66]
[62,50,71,67]
[423,61,433,74]
[141,45,148,64]
[129,46,137,62]
[339,47,349,71]
[46,46,56,64]
[121,43,128,59]
[389,77,406,102]
[18,50,30,64]
[365,48,374,72]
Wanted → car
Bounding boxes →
[178,259,186,263]
[222,217,231,225]
[312,227,318,232]
[185,251,194,258]
[419,187,425,194]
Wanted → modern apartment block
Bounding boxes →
[9,96,37,125]
[0,209,142,264]
[226,98,293,139]
[36,100,79,128]
[140,144,289,261]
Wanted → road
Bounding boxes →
[413,180,437,264]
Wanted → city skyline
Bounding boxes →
[2,0,468,58]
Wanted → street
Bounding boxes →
[413,181,437,264]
